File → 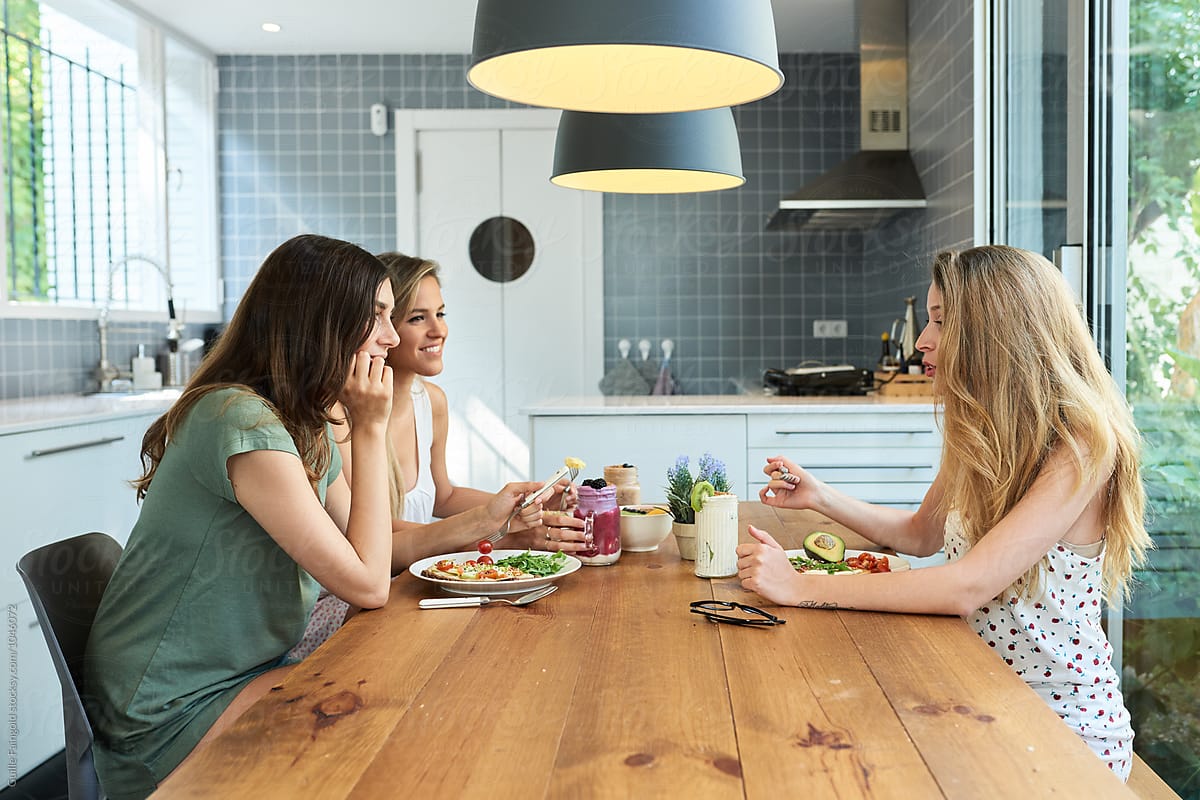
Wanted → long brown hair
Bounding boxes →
[932,245,1150,601]
[134,234,387,498]
[374,251,441,517]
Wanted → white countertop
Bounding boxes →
[0,390,180,435]
[523,394,937,416]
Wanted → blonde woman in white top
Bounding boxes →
[737,246,1151,780]
[358,252,586,567]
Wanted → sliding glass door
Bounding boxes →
[991,0,1198,793]
[1122,1,1200,793]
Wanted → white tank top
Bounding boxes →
[401,379,437,524]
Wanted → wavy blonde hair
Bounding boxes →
[376,251,442,518]
[932,245,1150,601]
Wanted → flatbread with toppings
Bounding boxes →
[422,558,533,582]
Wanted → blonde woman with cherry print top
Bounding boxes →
[736,246,1150,781]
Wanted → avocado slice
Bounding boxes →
[803,531,846,563]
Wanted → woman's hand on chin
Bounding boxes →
[339,351,393,426]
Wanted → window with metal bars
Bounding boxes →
[0,0,217,317]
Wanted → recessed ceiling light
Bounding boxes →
[261,22,281,33]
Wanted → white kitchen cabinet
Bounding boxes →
[745,411,941,508]
[2,411,157,778]
[527,399,941,511]
[530,414,748,504]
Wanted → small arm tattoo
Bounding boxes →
[796,601,840,610]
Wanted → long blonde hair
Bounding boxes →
[376,251,442,518]
[932,245,1150,601]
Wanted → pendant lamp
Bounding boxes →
[551,109,744,194]
[469,0,783,113]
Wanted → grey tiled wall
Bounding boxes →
[217,52,872,397]
[218,54,518,317]
[0,318,205,398]
[604,54,867,394]
[859,0,978,351]
[1,23,976,400]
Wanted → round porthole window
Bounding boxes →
[469,216,535,283]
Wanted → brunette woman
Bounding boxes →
[84,234,399,799]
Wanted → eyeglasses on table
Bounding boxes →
[689,600,786,627]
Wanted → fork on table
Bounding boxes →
[480,464,580,547]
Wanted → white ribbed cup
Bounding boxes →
[694,494,738,577]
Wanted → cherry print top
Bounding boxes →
[944,512,1133,781]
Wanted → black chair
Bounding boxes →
[17,532,121,800]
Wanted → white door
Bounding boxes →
[396,110,603,489]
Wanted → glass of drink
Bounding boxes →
[575,483,621,566]
[694,493,738,578]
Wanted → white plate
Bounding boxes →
[784,548,911,575]
[409,549,582,596]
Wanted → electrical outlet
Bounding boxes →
[813,319,847,338]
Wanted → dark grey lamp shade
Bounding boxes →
[469,0,783,113]
[551,109,745,194]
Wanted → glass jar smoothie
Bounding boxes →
[575,483,621,566]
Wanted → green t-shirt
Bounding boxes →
[84,388,342,800]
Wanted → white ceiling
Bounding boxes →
[118,0,857,56]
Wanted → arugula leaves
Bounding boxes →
[788,555,854,574]
[497,550,568,577]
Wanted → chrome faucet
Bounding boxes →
[93,255,181,392]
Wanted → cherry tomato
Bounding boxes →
[477,540,494,554]
[465,559,477,567]
[481,569,501,580]
[477,555,494,565]
[435,560,456,572]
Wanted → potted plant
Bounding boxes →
[665,453,731,560]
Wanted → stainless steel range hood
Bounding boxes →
[767,0,926,231]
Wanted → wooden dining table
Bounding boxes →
[154,502,1133,798]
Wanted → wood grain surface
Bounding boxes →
[153,503,1133,799]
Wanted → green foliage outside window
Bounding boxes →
[0,0,47,299]
[1124,3,1200,795]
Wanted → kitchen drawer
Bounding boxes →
[746,446,941,471]
[748,479,932,506]
[747,412,938,445]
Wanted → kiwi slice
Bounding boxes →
[690,480,715,513]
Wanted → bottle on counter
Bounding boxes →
[906,349,925,376]
[878,332,899,372]
[901,296,919,363]
[603,463,640,506]
[132,344,162,390]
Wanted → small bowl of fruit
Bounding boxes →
[619,505,674,552]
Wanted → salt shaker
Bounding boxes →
[694,494,739,578]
